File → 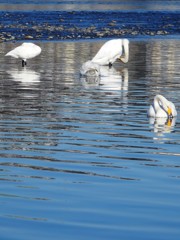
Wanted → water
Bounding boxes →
[0,38,180,239]
[0,0,180,11]
[1,11,179,42]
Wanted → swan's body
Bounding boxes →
[148,94,177,118]
[92,39,129,67]
[5,42,41,67]
[80,60,100,76]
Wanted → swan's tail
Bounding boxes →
[5,49,19,58]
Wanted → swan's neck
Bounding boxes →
[154,95,169,114]
[154,98,162,113]
[120,39,129,63]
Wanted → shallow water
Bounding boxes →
[0,0,180,11]
[0,38,180,240]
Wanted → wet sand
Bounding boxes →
[0,11,179,42]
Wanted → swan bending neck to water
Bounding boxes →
[5,42,41,67]
[80,61,100,76]
[148,94,177,118]
[92,39,129,67]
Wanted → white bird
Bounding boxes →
[5,42,41,67]
[148,94,177,118]
[80,60,100,76]
[92,39,129,67]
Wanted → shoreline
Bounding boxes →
[0,11,179,42]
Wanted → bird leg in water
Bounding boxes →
[22,60,27,67]
[109,62,112,68]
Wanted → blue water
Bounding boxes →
[0,39,180,239]
[0,0,180,11]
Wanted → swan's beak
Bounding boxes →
[166,118,172,127]
[167,107,173,118]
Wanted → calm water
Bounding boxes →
[0,0,180,11]
[0,38,180,239]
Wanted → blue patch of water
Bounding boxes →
[0,39,180,240]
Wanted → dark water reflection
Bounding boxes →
[0,39,180,240]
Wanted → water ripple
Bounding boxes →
[0,39,180,240]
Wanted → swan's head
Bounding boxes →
[156,94,174,118]
[167,106,173,118]
[166,117,173,127]
[80,61,100,77]
[85,68,99,77]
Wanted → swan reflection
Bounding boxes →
[79,66,128,91]
[7,68,40,87]
[80,60,100,77]
[99,66,128,91]
[149,117,176,135]
[79,75,100,89]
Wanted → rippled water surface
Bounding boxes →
[0,39,180,239]
[0,0,180,11]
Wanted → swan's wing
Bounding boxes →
[20,44,41,59]
[169,101,177,116]
[6,44,41,60]
[92,40,123,65]
[147,104,155,117]
[92,44,113,65]
[5,46,22,58]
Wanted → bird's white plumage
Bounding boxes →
[92,39,129,66]
[80,60,100,76]
[5,43,41,61]
[147,94,177,118]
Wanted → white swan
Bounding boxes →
[5,42,41,67]
[92,39,129,67]
[148,94,177,118]
[80,60,100,76]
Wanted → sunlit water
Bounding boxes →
[0,39,180,239]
